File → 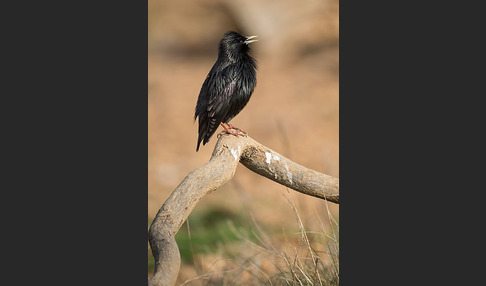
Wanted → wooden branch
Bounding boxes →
[148,135,339,286]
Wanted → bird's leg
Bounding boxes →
[227,123,247,134]
[217,123,246,138]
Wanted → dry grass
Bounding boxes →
[170,193,339,286]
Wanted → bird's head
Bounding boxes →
[219,31,258,60]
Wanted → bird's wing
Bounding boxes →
[203,66,238,142]
[208,71,237,116]
[194,73,211,121]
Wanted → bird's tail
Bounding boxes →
[196,137,202,152]
[196,114,221,151]
[196,118,207,152]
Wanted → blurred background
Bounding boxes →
[148,0,339,284]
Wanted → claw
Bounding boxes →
[227,123,247,134]
[218,123,247,137]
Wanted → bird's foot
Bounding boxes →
[226,123,247,135]
[217,129,245,138]
[217,123,247,138]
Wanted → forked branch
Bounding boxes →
[148,135,339,286]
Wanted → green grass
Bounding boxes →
[175,207,258,263]
[148,206,258,273]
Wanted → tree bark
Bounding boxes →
[148,135,339,286]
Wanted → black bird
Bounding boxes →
[194,31,258,151]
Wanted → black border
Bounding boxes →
[341,1,483,284]
[4,0,482,284]
[4,1,148,284]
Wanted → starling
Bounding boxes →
[194,31,258,151]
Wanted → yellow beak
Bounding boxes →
[244,35,258,44]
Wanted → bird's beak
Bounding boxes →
[244,35,258,45]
